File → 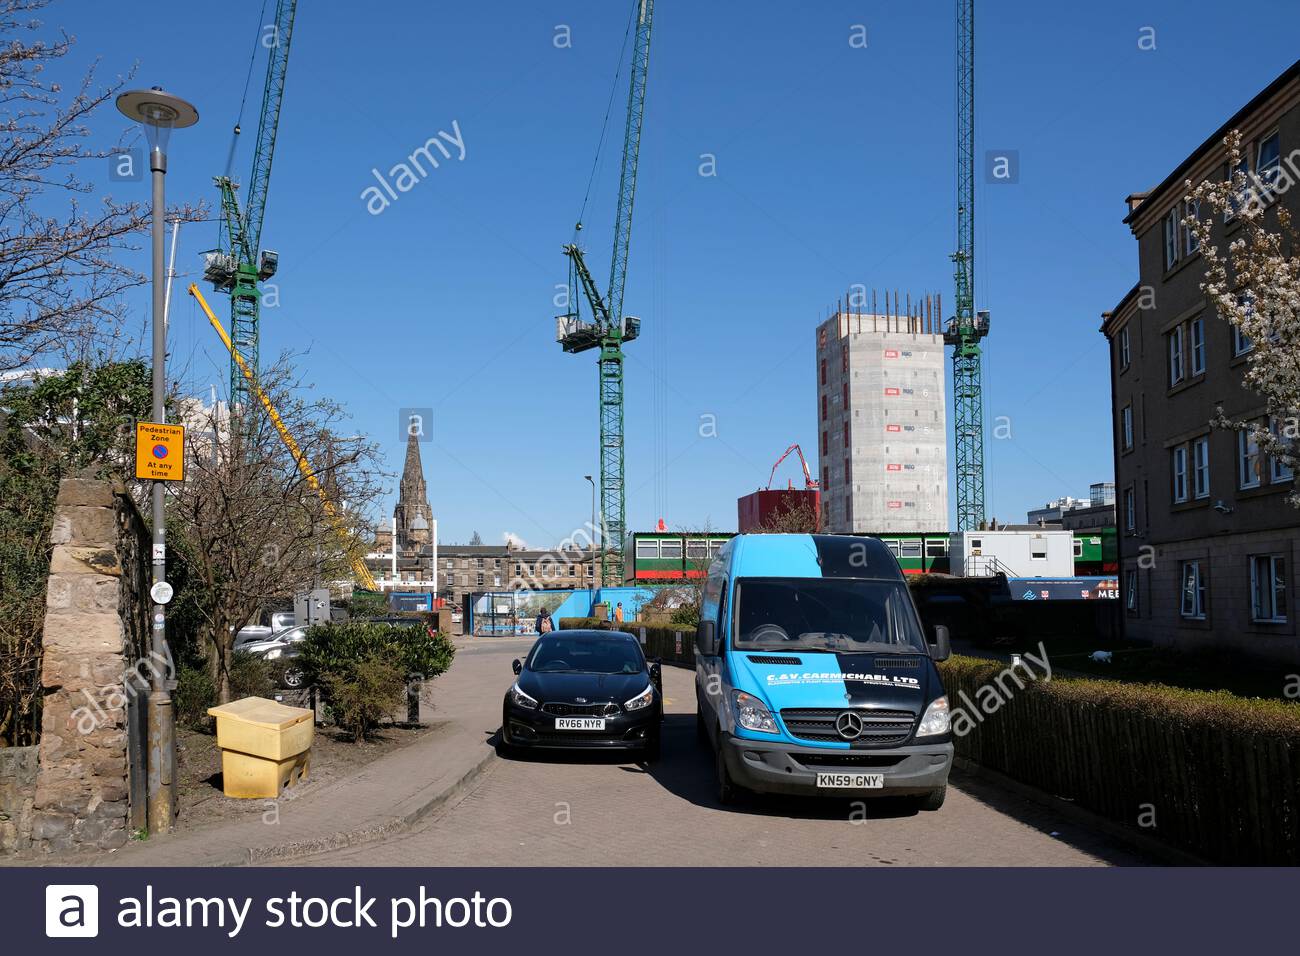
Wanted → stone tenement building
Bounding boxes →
[437,545,598,610]
[1102,58,1300,664]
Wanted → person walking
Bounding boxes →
[614,602,624,624]
[536,607,553,634]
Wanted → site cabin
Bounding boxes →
[948,529,1076,578]
[1071,527,1118,575]
[626,532,733,580]
[871,533,954,574]
[624,528,1115,581]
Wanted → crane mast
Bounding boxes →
[204,0,297,412]
[943,0,989,532]
[557,0,654,586]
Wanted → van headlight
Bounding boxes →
[509,682,539,710]
[915,696,950,738]
[625,684,655,711]
[733,690,778,733]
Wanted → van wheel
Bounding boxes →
[715,736,740,806]
[914,786,946,811]
[696,709,709,746]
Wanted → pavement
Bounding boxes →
[89,637,528,867]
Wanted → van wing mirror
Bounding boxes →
[695,620,718,657]
[928,624,951,662]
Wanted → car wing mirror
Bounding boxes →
[512,658,522,675]
[695,620,717,657]
[928,624,951,662]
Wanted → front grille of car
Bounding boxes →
[541,701,620,717]
[780,708,916,745]
[746,655,802,665]
[531,730,643,744]
[789,752,906,769]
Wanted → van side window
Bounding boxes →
[701,573,724,625]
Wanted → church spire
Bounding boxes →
[396,419,432,548]
[401,427,424,494]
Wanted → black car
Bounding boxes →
[239,624,308,688]
[500,629,663,760]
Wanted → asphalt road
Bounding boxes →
[297,638,1151,867]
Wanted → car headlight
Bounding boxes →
[733,690,778,733]
[624,684,654,711]
[915,695,950,738]
[509,682,538,710]
[265,648,282,660]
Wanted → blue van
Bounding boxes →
[695,533,953,809]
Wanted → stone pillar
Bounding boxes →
[30,479,146,852]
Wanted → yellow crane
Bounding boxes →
[187,282,380,591]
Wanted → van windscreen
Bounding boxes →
[733,578,926,653]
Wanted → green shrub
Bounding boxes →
[174,666,216,731]
[319,652,407,741]
[228,651,277,701]
[937,654,1300,864]
[669,603,699,628]
[297,621,455,739]
[558,617,607,630]
[299,620,455,684]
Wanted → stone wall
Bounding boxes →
[0,746,37,852]
[28,478,151,852]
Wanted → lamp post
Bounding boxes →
[117,87,198,836]
[584,474,597,612]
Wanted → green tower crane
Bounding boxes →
[943,0,990,531]
[557,0,654,586]
[202,0,297,411]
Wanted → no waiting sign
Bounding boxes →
[135,422,185,481]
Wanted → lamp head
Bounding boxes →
[116,87,199,154]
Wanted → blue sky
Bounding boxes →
[59,0,1299,546]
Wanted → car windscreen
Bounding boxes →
[733,578,927,653]
[527,637,644,674]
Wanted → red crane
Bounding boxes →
[767,443,819,491]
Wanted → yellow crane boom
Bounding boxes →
[187,282,380,592]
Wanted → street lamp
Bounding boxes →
[117,87,198,837]
[584,475,597,612]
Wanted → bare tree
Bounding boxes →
[1185,130,1300,504]
[757,496,820,534]
[0,0,202,370]
[168,354,387,702]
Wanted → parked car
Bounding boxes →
[234,610,297,651]
[500,629,663,760]
[695,533,953,810]
[241,624,309,688]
